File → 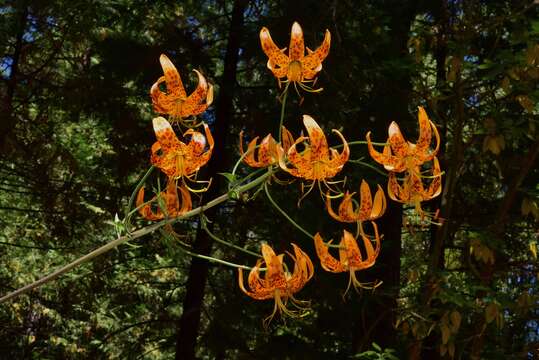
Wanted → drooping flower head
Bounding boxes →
[326,180,386,223]
[239,127,293,168]
[366,107,440,173]
[387,157,442,219]
[151,54,213,122]
[259,22,331,90]
[136,180,192,221]
[278,115,349,198]
[150,117,214,180]
[238,243,314,325]
[314,227,382,294]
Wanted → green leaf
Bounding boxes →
[219,172,237,183]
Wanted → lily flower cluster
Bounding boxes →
[137,55,214,221]
[236,22,389,320]
[366,107,443,220]
[134,21,443,324]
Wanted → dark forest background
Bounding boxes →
[1,0,538,359]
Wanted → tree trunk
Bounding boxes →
[174,1,248,359]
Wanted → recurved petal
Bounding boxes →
[287,243,314,293]
[261,244,285,283]
[341,230,364,268]
[238,267,273,300]
[366,131,399,170]
[259,27,289,68]
[358,180,373,220]
[314,233,346,273]
[150,76,168,112]
[332,129,350,163]
[153,117,181,150]
[163,181,180,216]
[356,222,380,269]
[338,192,358,222]
[430,119,441,157]
[187,70,209,103]
[202,123,215,152]
[303,115,329,160]
[295,243,314,282]
[206,84,214,106]
[327,191,354,222]
[282,136,309,178]
[277,145,301,177]
[301,29,331,71]
[370,185,387,219]
[388,122,409,158]
[416,107,432,153]
[178,183,192,214]
[182,70,211,117]
[427,157,443,199]
[281,126,294,152]
[387,172,407,203]
[289,22,305,61]
[409,172,426,199]
[257,134,277,166]
[185,129,207,155]
[239,133,260,167]
[136,186,161,221]
[159,54,186,98]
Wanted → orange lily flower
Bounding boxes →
[326,180,386,223]
[151,54,213,120]
[387,157,442,218]
[238,243,314,325]
[238,128,293,168]
[314,226,381,293]
[150,117,214,180]
[366,107,440,172]
[136,180,192,221]
[278,115,349,182]
[259,22,330,88]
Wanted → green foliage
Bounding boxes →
[1,0,538,359]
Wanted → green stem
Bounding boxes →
[159,229,256,270]
[263,182,314,239]
[234,167,266,186]
[179,248,254,270]
[201,217,259,257]
[278,83,290,144]
[125,166,155,219]
[231,143,262,178]
[0,169,272,303]
[348,159,388,177]
[346,140,388,147]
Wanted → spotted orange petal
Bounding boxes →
[159,54,187,98]
[289,22,305,61]
[314,233,346,272]
[259,27,290,69]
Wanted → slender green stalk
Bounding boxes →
[263,182,314,239]
[231,143,262,177]
[179,248,254,270]
[278,83,290,144]
[233,167,266,187]
[0,169,272,303]
[159,229,257,270]
[346,140,388,147]
[201,217,259,257]
[125,166,155,219]
[348,159,388,177]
